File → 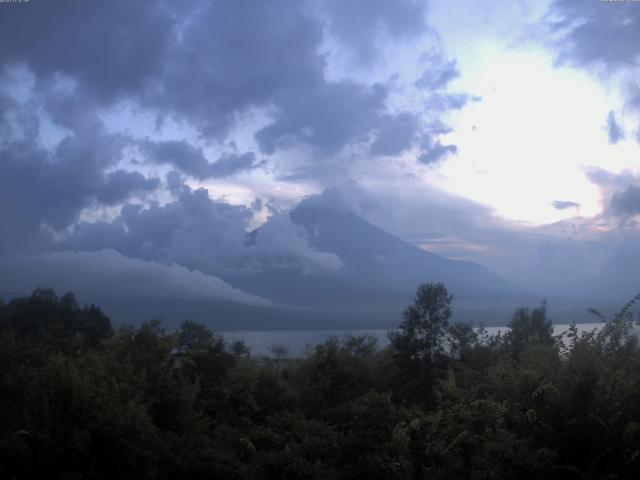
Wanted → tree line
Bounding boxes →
[1,283,640,479]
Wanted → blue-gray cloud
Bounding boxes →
[548,0,640,70]
[0,0,475,299]
[0,0,173,101]
[0,135,159,254]
[141,140,257,179]
[65,180,342,278]
[1,0,456,161]
[425,93,477,112]
[415,55,460,91]
[0,73,167,254]
[606,110,625,144]
[66,185,252,273]
[610,185,640,217]
[254,82,390,156]
[586,167,640,219]
[547,0,640,132]
[0,95,158,256]
[311,0,429,64]
[585,167,636,190]
[97,170,159,206]
[418,139,458,165]
[370,112,419,157]
[552,200,581,211]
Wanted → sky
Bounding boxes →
[1,0,640,305]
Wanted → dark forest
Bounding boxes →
[2,284,640,479]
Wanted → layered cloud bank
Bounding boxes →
[0,250,271,307]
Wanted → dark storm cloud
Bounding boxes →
[153,0,326,138]
[1,0,442,157]
[141,140,257,179]
[208,153,257,178]
[415,56,461,91]
[142,141,208,177]
[425,93,476,112]
[66,183,342,277]
[165,170,188,196]
[255,82,390,156]
[162,0,435,155]
[0,0,468,293]
[610,185,640,217]
[585,167,636,190]
[311,0,429,63]
[586,167,640,219]
[417,139,458,165]
[546,0,640,153]
[0,92,38,144]
[605,111,625,144]
[0,134,160,254]
[552,200,581,211]
[0,88,159,255]
[37,78,104,134]
[67,186,253,273]
[547,0,640,122]
[97,170,160,206]
[548,0,640,69]
[0,0,174,101]
[370,112,419,156]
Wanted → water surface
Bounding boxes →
[221,322,607,357]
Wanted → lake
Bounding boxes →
[221,322,609,357]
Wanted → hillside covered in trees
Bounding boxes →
[1,284,640,479]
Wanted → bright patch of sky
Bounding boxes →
[424,0,640,224]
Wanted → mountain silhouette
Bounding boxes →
[289,204,515,296]
[219,203,520,326]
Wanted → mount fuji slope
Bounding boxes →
[221,204,522,327]
[289,204,515,297]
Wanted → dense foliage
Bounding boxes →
[1,284,640,479]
